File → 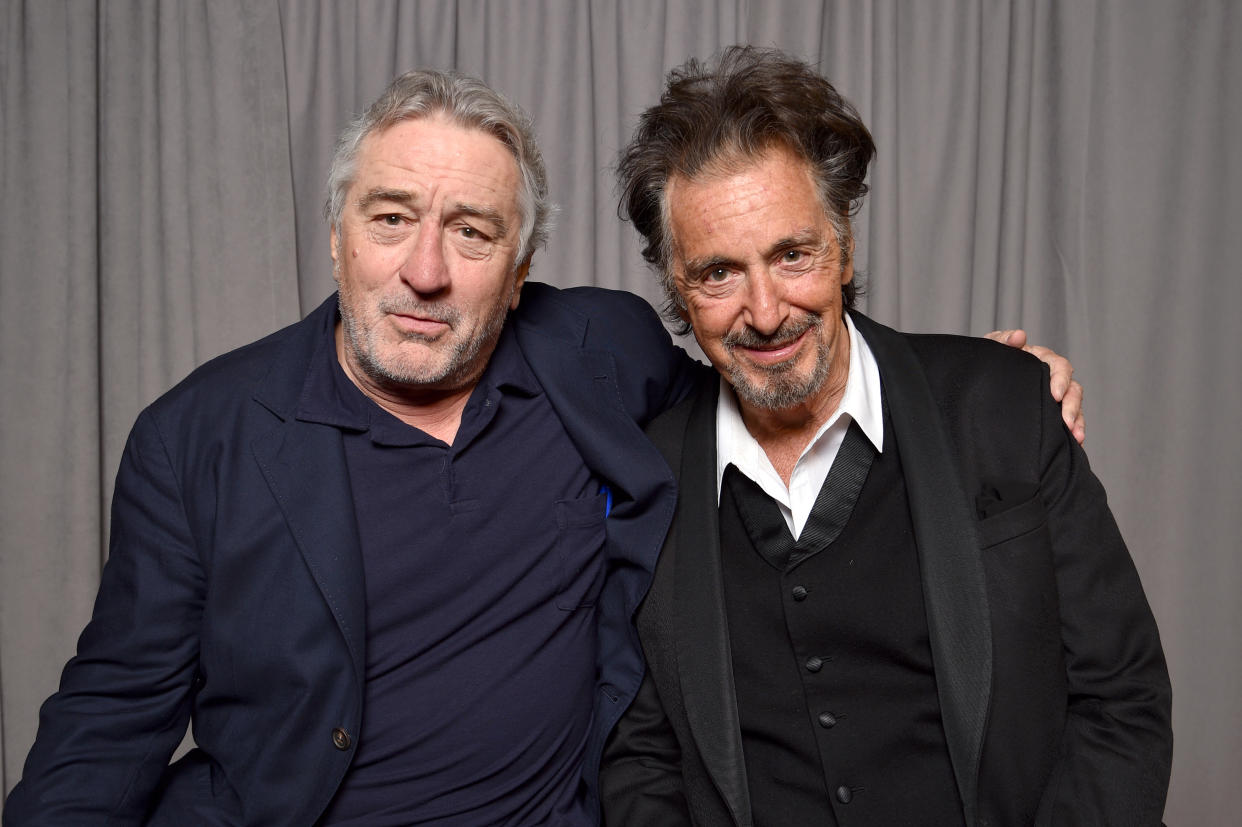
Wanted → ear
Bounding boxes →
[509,258,532,310]
[840,226,856,286]
[330,228,342,284]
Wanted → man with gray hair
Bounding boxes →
[6,66,1080,825]
[5,67,704,826]
[601,46,1171,826]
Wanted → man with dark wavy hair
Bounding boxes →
[602,46,1171,827]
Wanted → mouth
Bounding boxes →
[388,311,452,339]
[734,329,807,366]
[725,317,819,368]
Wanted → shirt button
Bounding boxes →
[791,585,809,601]
[818,711,837,728]
[836,785,853,804]
[805,656,823,672]
[331,727,352,750]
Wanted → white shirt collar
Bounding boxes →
[715,313,884,539]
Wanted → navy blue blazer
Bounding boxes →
[5,283,704,826]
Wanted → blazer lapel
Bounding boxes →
[668,383,753,826]
[852,313,992,827]
[251,419,366,685]
[248,300,367,690]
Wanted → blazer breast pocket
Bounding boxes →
[977,490,1060,633]
[554,491,608,611]
[975,489,1047,549]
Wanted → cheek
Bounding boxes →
[787,279,840,316]
[344,251,400,286]
[689,301,742,340]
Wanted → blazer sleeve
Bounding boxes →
[4,408,204,824]
[1032,371,1173,825]
[573,285,708,425]
[600,663,694,825]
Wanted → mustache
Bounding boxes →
[378,297,461,326]
[723,314,821,350]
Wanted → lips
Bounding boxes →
[380,298,458,340]
[736,329,807,365]
[724,315,819,367]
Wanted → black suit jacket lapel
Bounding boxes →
[659,382,753,826]
[852,312,992,827]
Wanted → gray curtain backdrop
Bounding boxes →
[2,1,1237,822]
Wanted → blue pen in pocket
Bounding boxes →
[601,484,613,518]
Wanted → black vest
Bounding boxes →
[719,417,963,827]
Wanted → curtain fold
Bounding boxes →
[3,2,1238,823]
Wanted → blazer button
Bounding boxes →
[818,711,837,728]
[835,785,853,804]
[805,656,824,673]
[331,727,352,750]
[791,585,809,601]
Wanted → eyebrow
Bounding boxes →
[682,254,741,279]
[769,229,825,255]
[356,188,417,212]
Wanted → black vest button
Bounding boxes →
[331,727,352,750]
[836,785,853,804]
[818,711,837,728]
[791,585,809,601]
[805,656,823,672]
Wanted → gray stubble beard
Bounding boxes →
[722,314,833,412]
[337,282,515,391]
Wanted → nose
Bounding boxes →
[743,268,789,335]
[400,225,451,296]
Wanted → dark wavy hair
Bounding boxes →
[617,45,876,331]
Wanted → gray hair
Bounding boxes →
[325,69,553,264]
[617,46,876,331]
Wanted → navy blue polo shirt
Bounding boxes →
[308,312,604,825]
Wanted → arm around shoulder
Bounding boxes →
[574,285,708,425]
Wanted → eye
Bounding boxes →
[454,224,493,243]
[782,249,804,263]
[380,214,403,226]
[705,267,730,282]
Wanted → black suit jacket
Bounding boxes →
[6,283,704,826]
[602,312,1172,827]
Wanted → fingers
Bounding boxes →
[984,329,1085,444]
[1024,345,1072,401]
[985,328,1029,348]
[1062,379,1086,445]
